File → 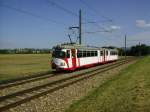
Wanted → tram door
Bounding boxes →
[100,50,104,62]
[71,49,76,69]
[103,49,106,62]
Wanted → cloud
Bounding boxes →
[100,25,121,33]
[136,20,150,28]
[110,25,121,30]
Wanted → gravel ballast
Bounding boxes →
[0,60,125,97]
[5,60,137,112]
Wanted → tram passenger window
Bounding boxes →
[95,51,98,56]
[66,50,70,58]
[110,51,117,55]
[110,51,112,55]
[87,51,91,57]
[91,51,94,56]
[77,50,82,58]
[83,51,86,57]
[106,51,108,56]
[100,51,103,56]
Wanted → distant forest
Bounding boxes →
[105,44,150,56]
[124,44,150,56]
[0,44,149,56]
[0,48,51,54]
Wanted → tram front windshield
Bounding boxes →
[52,50,66,58]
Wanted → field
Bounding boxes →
[0,54,51,81]
[66,56,150,112]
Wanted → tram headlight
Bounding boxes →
[60,62,65,66]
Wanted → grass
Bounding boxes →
[0,54,51,81]
[66,56,150,112]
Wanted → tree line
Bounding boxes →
[0,44,149,56]
[102,44,150,56]
[125,44,150,56]
[0,48,51,54]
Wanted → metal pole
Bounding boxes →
[79,9,82,45]
[125,34,126,59]
[139,42,141,57]
[69,10,82,45]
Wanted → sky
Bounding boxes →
[0,0,150,49]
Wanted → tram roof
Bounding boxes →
[53,43,118,51]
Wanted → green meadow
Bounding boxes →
[66,56,150,112]
[0,54,51,81]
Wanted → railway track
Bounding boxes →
[0,58,130,90]
[0,72,58,89]
[0,58,132,98]
[0,57,137,111]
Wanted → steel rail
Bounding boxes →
[0,58,133,101]
[0,58,136,111]
[0,73,56,89]
[0,58,129,89]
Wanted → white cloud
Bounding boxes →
[110,25,121,30]
[146,23,150,27]
[101,25,121,33]
[136,20,150,28]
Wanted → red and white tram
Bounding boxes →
[51,43,118,71]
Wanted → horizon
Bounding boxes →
[0,43,149,50]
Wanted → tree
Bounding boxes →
[129,44,150,56]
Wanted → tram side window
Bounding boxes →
[83,51,86,57]
[110,51,112,55]
[100,51,103,56]
[90,51,97,57]
[95,51,98,56]
[106,51,108,56]
[77,50,99,58]
[110,51,117,55]
[87,51,91,57]
[77,50,82,58]
[91,51,94,56]
[66,50,70,58]
[110,51,113,55]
